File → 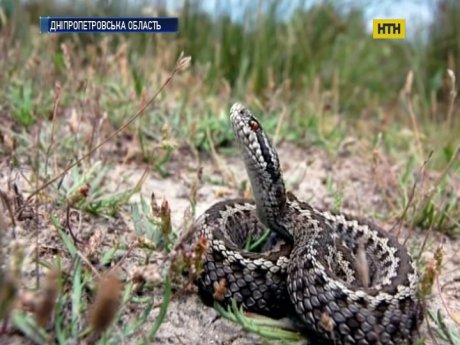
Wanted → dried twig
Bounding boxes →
[25,55,191,203]
[446,69,457,127]
[390,151,432,240]
[44,82,62,178]
[401,70,423,159]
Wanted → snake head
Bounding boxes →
[230,103,262,132]
[229,103,274,172]
[229,102,284,182]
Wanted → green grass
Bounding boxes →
[6,196,181,344]
[214,300,303,343]
[429,309,460,345]
[58,161,144,216]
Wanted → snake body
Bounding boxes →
[196,103,423,344]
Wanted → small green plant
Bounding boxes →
[11,312,49,345]
[428,309,460,345]
[243,228,272,252]
[412,192,460,234]
[215,300,303,343]
[131,65,145,98]
[325,176,344,212]
[46,215,173,344]
[131,194,176,251]
[59,162,142,216]
[8,82,35,127]
[396,149,460,235]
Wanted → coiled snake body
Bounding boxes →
[196,103,423,345]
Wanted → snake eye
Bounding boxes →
[249,120,260,132]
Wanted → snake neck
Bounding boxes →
[230,103,292,240]
[243,147,292,240]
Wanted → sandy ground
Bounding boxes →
[1,142,459,345]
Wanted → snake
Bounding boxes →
[195,103,423,345]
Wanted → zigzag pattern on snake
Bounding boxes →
[194,103,423,345]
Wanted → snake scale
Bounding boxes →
[195,103,423,345]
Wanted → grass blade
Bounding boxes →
[11,311,48,345]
